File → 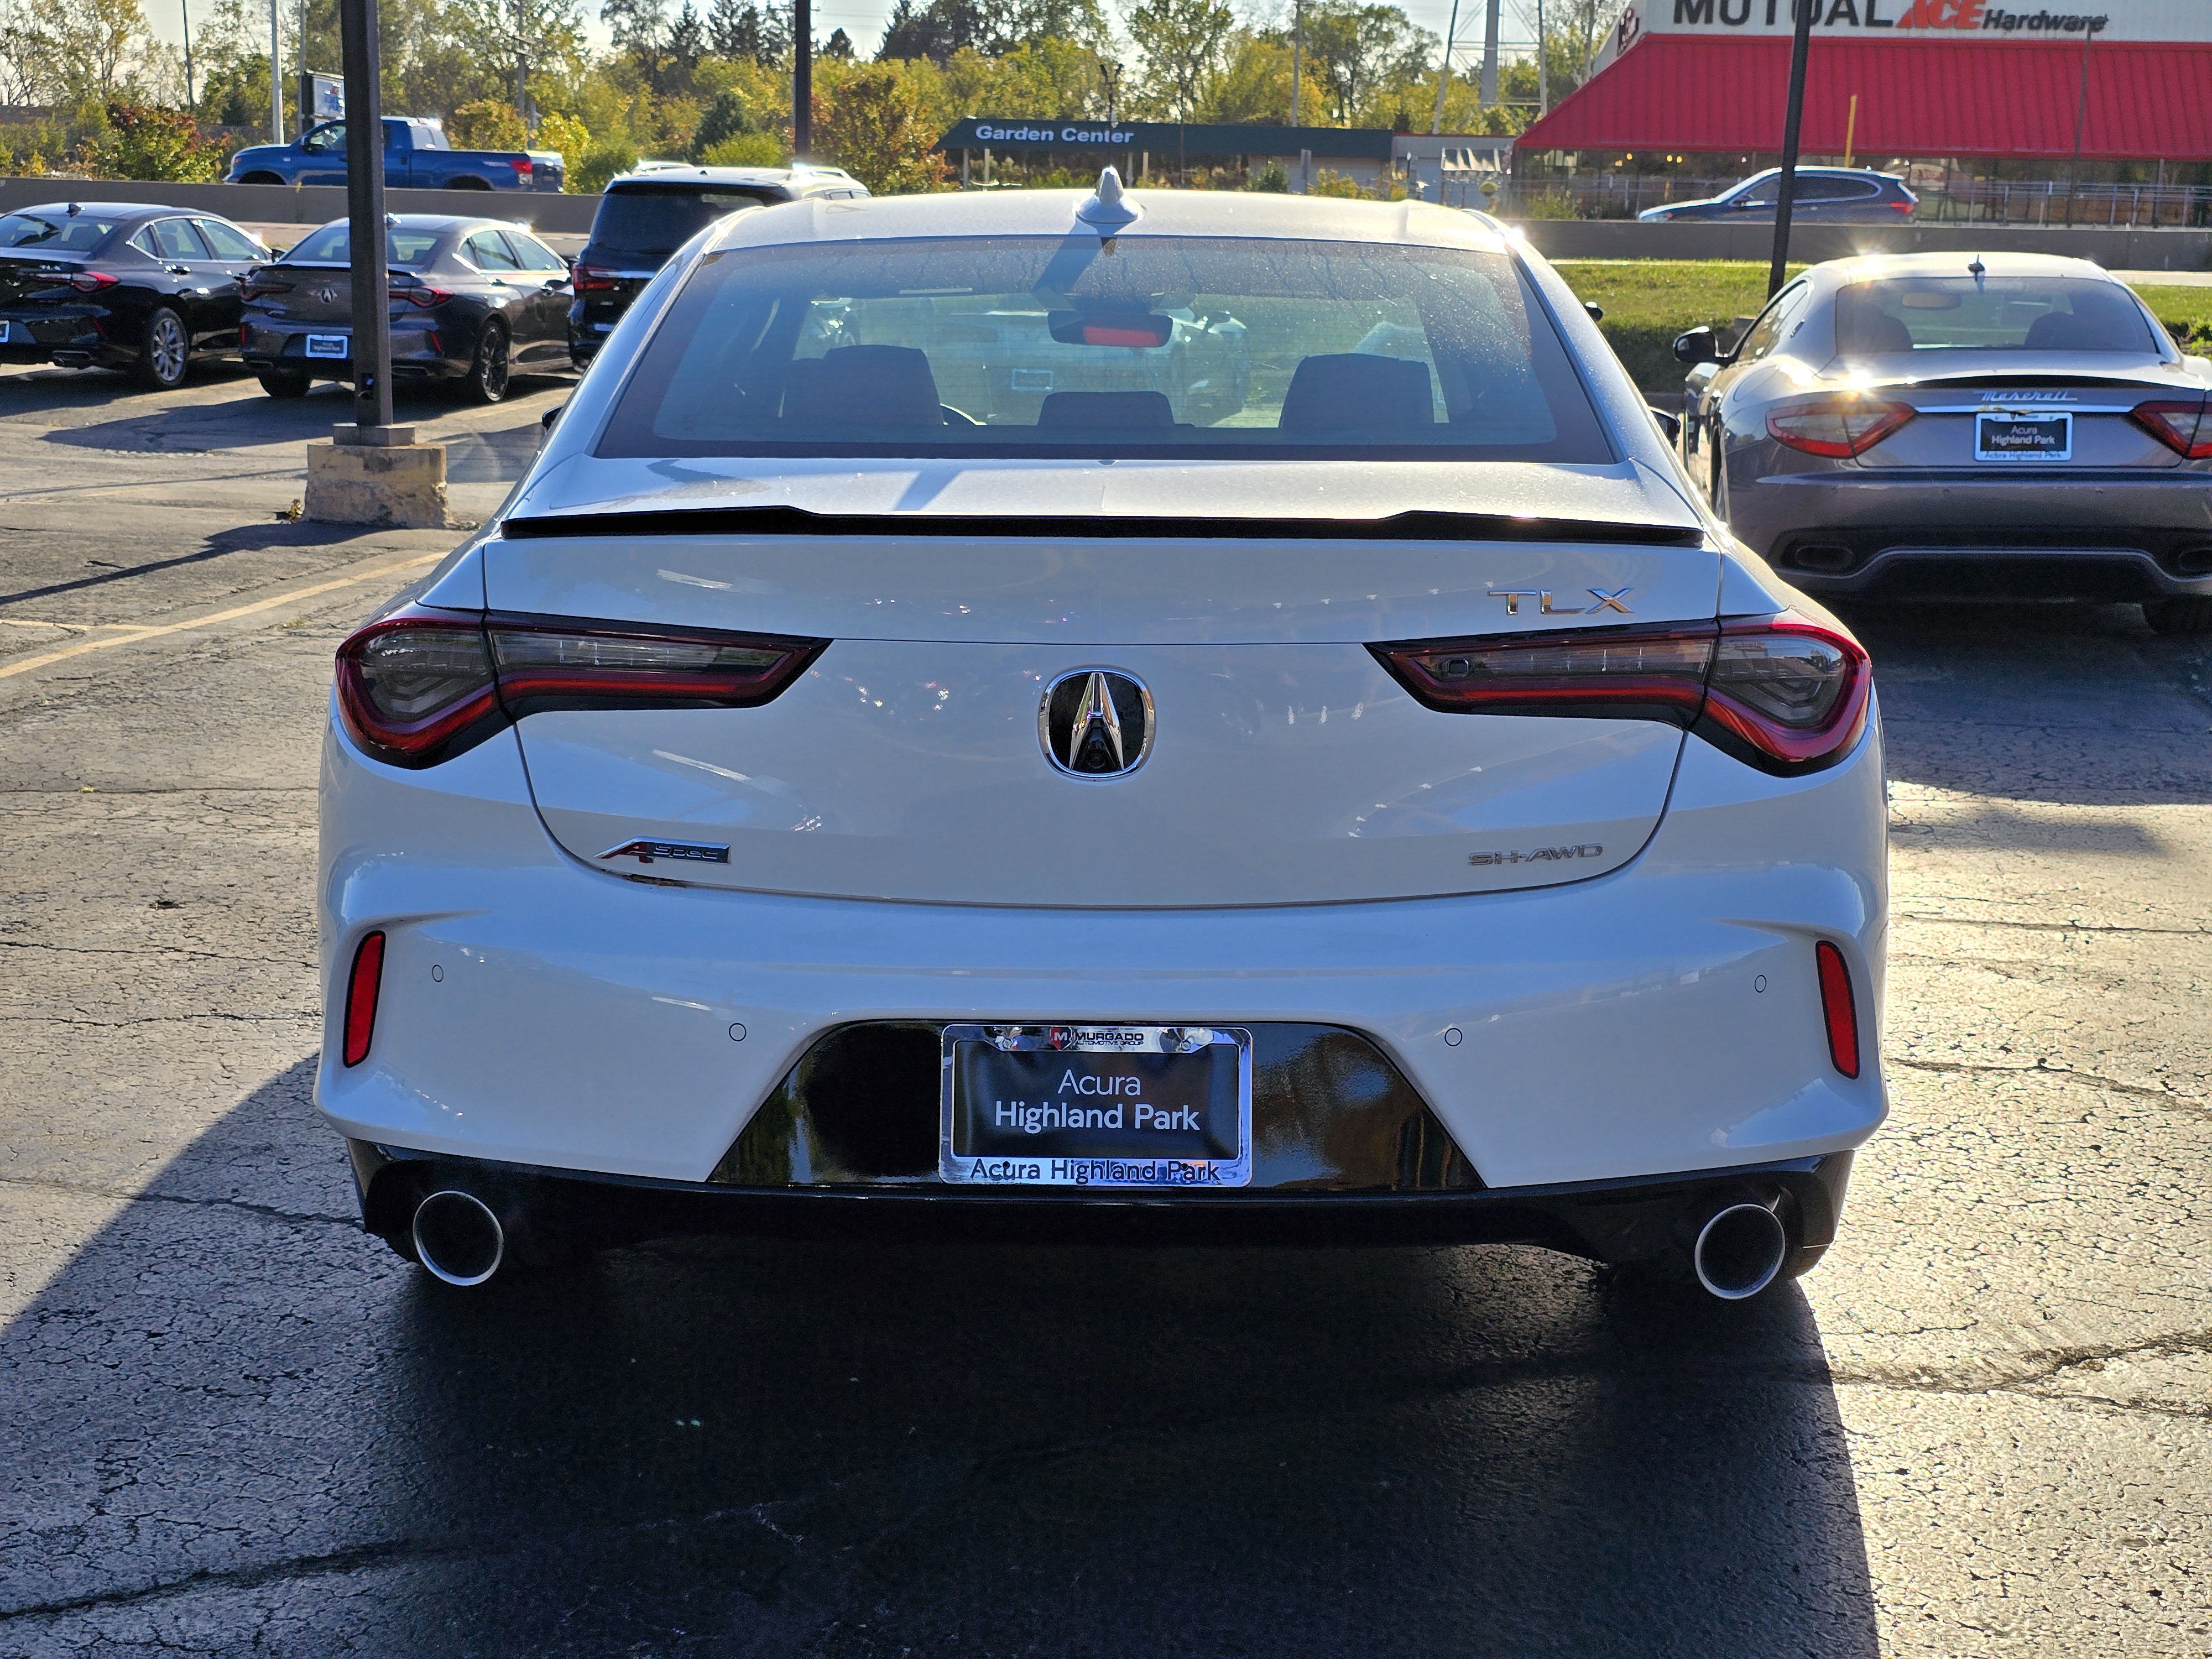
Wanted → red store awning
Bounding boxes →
[1516,33,2212,161]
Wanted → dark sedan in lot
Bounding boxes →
[1639,168,1916,224]
[241,213,575,403]
[0,201,273,388]
[568,165,865,368]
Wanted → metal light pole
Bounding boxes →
[1536,0,1548,115]
[2064,22,2095,226]
[340,0,391,430]
[1290,0,1302,126]
[269,0,284,141]
[1479,0,1499,108]
[182,0,196,106]
[792,0,811,156]
[1432,0,1459,134]
[1767,0,1815,298]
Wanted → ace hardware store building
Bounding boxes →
[1513,0,2212,221]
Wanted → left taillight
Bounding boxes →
[342,930,385,1067]
[1766,394,1916,458]
[335,606,827,769]
[1371,613,1872,777]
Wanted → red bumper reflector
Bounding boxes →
[1815,940,1859,1079]
[342,931,385,1068]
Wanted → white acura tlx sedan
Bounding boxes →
[318,176,1887,1300]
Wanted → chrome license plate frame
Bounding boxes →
[939,1024,1253,1189]
[1975,409,2072,462]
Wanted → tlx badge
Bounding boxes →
[1489,588,1633,616]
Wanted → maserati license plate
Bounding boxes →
[940,1024,1252,1188]
[305,333,349,360]
[1976,410,2071,462]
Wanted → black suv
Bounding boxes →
[568,165,867,368]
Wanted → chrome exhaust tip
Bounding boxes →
[1692,1202,1788,1302]
[411,1190,506,1287]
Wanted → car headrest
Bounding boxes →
[1279,353,1434,431]
[1037,390,1175,429]
[1837,302,1914,356]
[2024,294,2146,353]
[784,345,942,429]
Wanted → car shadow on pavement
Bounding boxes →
[0,1061,1880,1658]
[1840,598,2212,807]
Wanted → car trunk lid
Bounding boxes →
[0,252,86,308]
[1827,362,2204,469]
[482,484,1724,908]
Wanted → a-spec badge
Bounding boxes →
[1490,588,1634,616]
[598,838,731,865]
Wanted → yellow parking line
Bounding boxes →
[0,552,442,681]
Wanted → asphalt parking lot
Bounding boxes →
[1,358,2208,1657]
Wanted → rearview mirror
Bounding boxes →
[1673,325,1721,366]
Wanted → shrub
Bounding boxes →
[85,104,228,184]
[1247,158,1288,193]
[449,99,529,151]
[703,131,785,167]
[573,138,639,194]
[1307,168,1365,199]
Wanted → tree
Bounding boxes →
[707,0,786,64]
[822,24,851,56]
[815,61,950,192]
[1264,1,1431,123]
[1128,0,1232,121]
[448,0,587,113]
[0,0,148,106]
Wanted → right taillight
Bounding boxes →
[574,265,619,292]
[1372,613,1871,776]
[1766,395,1916,458]
[1815,940,1860,1078]
[2131,398,2212,458]
[335,606,826,769]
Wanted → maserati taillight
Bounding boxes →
[2131,398,2212,458]
[1373,614,1871,776]
[335,606,826,769]
[1766,395,1916,458]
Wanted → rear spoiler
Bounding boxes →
[499,506,1708,547]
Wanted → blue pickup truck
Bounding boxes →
[226,117,565,192]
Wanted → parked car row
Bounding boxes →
[1667,250,2212,634]
[0,168,869,405]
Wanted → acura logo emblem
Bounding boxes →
[1039,668,1154,778]
[314,285,337,304]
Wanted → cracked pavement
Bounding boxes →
[1,366,2209,1655]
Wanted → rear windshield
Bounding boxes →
[596,234,1611,462]
[591,187,775,256]
[1837,276,2159,354]
[0,211,118,252]
[284,223,442,267]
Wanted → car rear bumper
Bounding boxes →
[346,1136,1855,1263]
[242,317,468,380]
[315,698,1891,1197]
[1735,471,2212,598]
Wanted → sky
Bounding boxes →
[141,0,1544,109]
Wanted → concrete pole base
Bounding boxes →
[305,425,450,529]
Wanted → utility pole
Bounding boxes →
[1767,0,1815,297]
[269,0,284,141]
[1479,0,1499,107]
[181,0,195,106]
[1432,0,1459,134]
[1290,0,1302,126]
[340,0,390,431]
[792,0,811,156]
[2065,21,2095,226]
[1536,0,1548,114]
[297,0,307,124]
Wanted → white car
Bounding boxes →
[318,176,1887,1301]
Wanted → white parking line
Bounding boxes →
[0,552,441,681]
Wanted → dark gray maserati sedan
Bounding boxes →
[1676,251,2212,633]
